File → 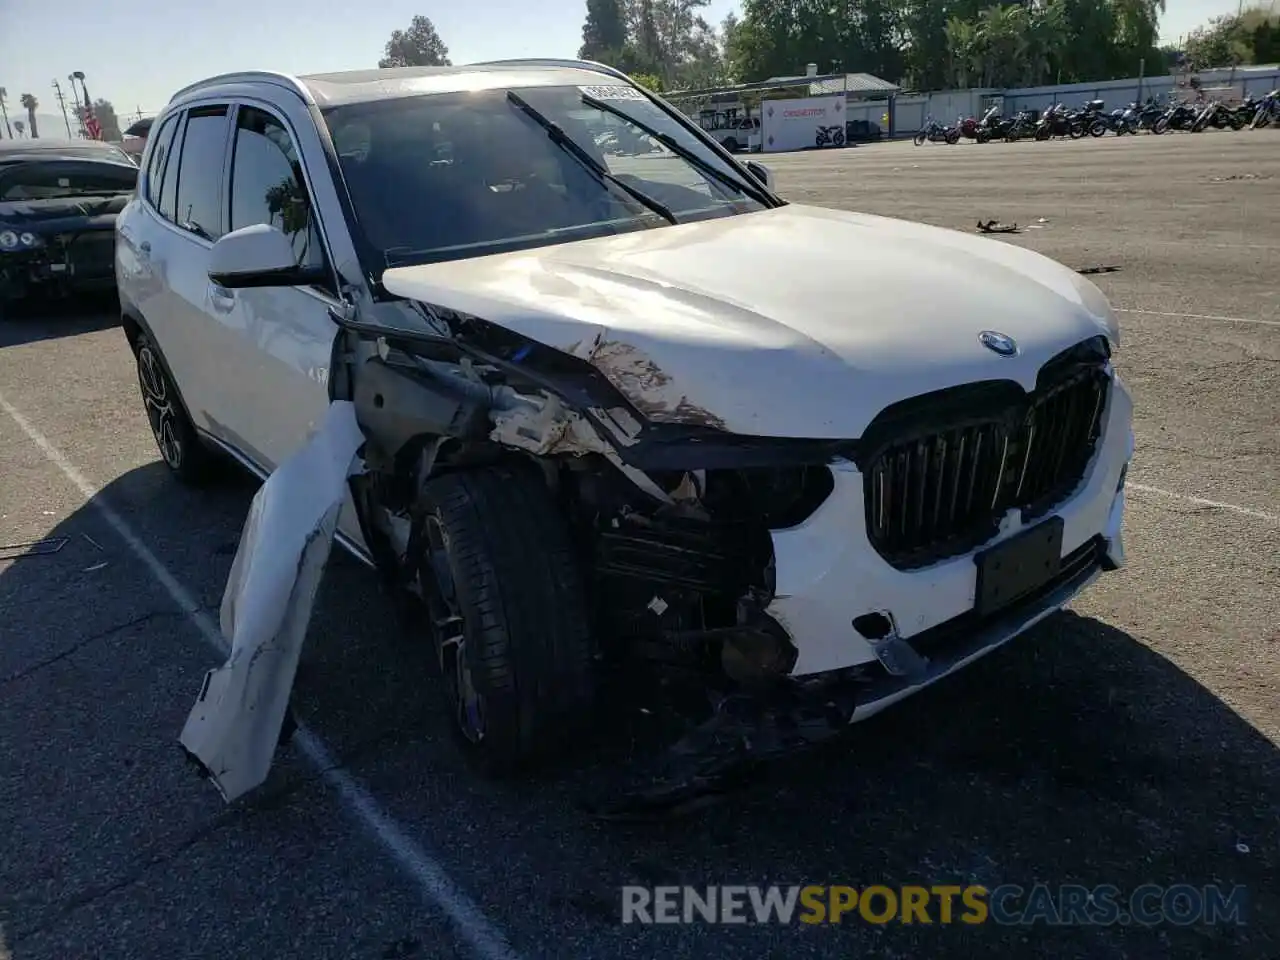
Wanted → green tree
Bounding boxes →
[92,99,122,141]
[1184,5,1279,69]
[20,93,38,138]
[379,15,451,68]
[580,0,629,61]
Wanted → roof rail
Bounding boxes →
[168,70,311,105]
[464,58,632,84]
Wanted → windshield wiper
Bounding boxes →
[580,93,772,208]
[179,220,213,241]
[505,90,678,225]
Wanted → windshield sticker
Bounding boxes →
[580,84,648,102]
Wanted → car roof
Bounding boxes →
[169,60,632,110]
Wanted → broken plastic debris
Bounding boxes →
[977,219,1019,234]
[179,400,366,803]
[0,537,69,560]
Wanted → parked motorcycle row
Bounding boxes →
[915,89,1279,145]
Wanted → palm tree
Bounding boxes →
[20,93,39,138]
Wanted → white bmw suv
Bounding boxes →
[116,60,1133,797]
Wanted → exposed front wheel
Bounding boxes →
[1088,120,1107,137]
[409,464,596,775]
[914,132,927,146]
[132,330,219,485]
[945,129,960,144]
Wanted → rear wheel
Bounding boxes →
[945,129,960,144]
[1069,121,1086,139]
[1153,117,1169,134]
[833,130,846,146]
[132,330,219,485]
[1088,120,1107,137]
[408,464,596,775]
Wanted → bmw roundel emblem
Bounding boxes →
[979,330,1018,357]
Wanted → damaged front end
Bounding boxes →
[341,305,867,813]
[181,290,867,809]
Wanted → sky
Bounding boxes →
[0,0,1261,126]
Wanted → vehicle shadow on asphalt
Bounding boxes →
[0,300,118,348]
[3,464,1276,959]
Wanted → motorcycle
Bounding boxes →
[1078,98,1109,137]
[1192,99,1244,132]
[977,104,1016,140]
[815,124,846,147]
[1106,104,1138,135]
[1251,90,1278,129]
[1034,103,1085,140]
[1002,110,1038,142]
[1153,99,1200,134]
[914,117,960,145]
[957,114,991,143]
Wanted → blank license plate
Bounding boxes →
[973,517,1064,617]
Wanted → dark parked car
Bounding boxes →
[0,152,138,313]
[0,138,137,168]
[845,119,883,142]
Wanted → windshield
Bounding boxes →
[323,84,768,272]
[0,163,137,201]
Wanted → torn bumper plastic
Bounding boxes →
[179,401,366,802]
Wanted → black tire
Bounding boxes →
[1153,117,1169,134]
[945,129,960,144]
[976,129,990,143]
[410,464,595,775]
[1068,121,1086,139]
[131,330,220,485]
[913,131,927,146]
[722,137,739,152]
[1088,120,1107,137]
[833,130,846,146]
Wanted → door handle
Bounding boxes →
[209,282,235,313]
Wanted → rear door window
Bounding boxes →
[172,105,230,241]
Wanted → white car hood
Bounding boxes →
[381,204,1117,438]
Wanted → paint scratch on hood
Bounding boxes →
[578,334,727,430]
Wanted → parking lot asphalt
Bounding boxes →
[1,131,1277,960]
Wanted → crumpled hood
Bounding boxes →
[0,194,129,230]
[381,204,1117,438]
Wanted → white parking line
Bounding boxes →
[1115,308,1280,329]
[0,390,522,960]
[1128,482,1279,523]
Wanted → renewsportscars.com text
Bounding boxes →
[620,884,1248,926]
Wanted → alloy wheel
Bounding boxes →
[419,516,486,743]
[137,345,183,469]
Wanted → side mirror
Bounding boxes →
[208,223,326,289]
[744,160,775,192]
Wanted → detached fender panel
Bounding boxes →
[179,400,366,802]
